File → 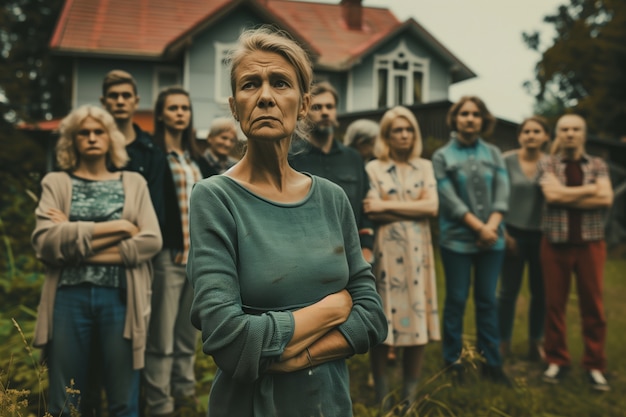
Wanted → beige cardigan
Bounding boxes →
[31,171,162,369]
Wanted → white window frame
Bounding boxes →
[373,40,430,108]
[214,41,238,104]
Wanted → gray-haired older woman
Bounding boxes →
[31,105,162,417]
[344,118,379,161]
[186,27,387,416]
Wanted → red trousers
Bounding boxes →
[540,238,607,371]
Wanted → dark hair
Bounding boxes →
[446,95,496,137]
[517,115,550,137]
[311,81,339,107]
[153,86,201,159]
[102,69,138,96]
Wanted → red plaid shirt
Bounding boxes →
[167,151,202,264]
[538,153,609,243]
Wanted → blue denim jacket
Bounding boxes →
[432,134,509,253]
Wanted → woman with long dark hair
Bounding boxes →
[143,87,216,417]
[497,116,550,361]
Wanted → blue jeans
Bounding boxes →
[440,247,505,367]
[497,226,545,343]
[47,284,139,417]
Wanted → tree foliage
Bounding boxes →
[524,0,626,138]
[0,0,70,128]
[0,0,67,270]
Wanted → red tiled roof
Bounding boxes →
[51,0,398,66]
[50,0,231,57]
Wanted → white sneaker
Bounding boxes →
[542,363,568,384]
[588,370,610,392]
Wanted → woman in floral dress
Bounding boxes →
[364,106,440,410]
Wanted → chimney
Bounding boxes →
[341,0,363,31]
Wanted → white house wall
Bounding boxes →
[312,71,348,113]
[428,57,451,102]
[348,54,375,112]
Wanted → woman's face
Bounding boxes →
[387,117,415,155]
[208,129,237,158]
[161,94,191,132]
[518,120,549,151]
[74,116,111,160]
[455,100,483,140]
[229,50,309,142]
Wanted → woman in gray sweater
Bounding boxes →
[497,116,550,360]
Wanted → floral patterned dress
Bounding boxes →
[366,157,441,346]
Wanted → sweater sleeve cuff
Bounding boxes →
[268,311,295,354]
[492,203,508,214]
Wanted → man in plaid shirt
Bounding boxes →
[538,114,613,391]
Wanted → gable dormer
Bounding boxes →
[374,39,430,108]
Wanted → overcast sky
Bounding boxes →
[311,0,565,122]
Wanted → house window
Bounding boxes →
[374,40,429,108]
[215,41,238,103]
[413,70,423,104]
[377,69,388,107]
[155,67,181,93]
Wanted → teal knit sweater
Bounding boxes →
[187,174,387,416]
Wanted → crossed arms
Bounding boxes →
[46,208,139,264]
[540,172,613,209]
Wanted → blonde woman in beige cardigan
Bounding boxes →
[31,105,162,417]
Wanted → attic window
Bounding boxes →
[373,40,429,108]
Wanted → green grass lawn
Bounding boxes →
[2,253,625,417]
[343,253,626,417]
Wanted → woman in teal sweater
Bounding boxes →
[186,27,387,417]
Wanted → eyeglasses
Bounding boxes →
[77,129,107,137]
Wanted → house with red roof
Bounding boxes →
[49,0,476,138]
